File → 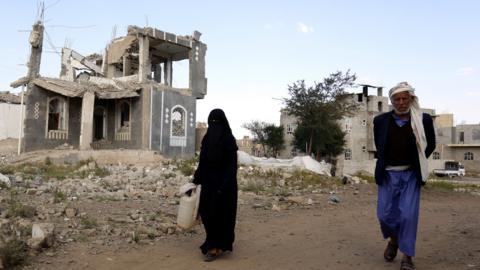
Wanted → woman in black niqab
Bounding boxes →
[193,109,238,261]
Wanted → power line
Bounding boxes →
[44,30,61,57]
[45,0,61,10]
[46,24,96,29]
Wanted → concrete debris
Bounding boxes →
[328,195,341,204]
[271,204,281,211]
[30,223,55,250]
[0,148,376,266]
[0,173,11,187]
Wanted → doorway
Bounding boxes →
[93,106,107,140]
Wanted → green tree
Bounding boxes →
[242,121,285,157]
[263,124,285,157]
[242,120,268,155]
[283,70,358,160]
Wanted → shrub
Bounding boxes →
[80,215,98,229]
[0,239,29,268]
[177,158,197,176]
[240,180,265,193]
[7,191,36,218]
[52,188,67,203]
[0,165,15,175]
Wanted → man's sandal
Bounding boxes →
[400,259,415,270]
[384,241,398,262]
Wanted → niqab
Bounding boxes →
[203,109,238,164]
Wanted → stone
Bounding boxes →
[271,204,281,212]
[33,175,44,186]
[26,188,38,195]
[287,196,305,204]
[252,203,264,209]
[0,173,11,187]
[329,195,341,204]
[30,223,55,249]
[65,208,77,218]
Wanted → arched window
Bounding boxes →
[170,105,187,147]
[47,97,67,131]
[345,149,352,160]
[464,152,474,160]
[432,152,440,160]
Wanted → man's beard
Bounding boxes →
[394,108,410,116]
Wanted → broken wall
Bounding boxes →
[23,86,81,151]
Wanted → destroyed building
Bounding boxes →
[11,21,207,158]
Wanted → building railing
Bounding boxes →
[170,136,187,147]
[46,130,68,140]
[115,131,131,141]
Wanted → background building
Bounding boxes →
[0,91,23,140]
[434,114,480,173]
[278,85,460,176]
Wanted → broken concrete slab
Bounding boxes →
[30,223,55,250]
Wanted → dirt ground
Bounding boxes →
[27,185,480,270]
[1,139,479,270]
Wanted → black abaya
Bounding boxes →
[193,109,238,254]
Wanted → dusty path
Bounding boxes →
[30,185,480,270]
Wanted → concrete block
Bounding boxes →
[30,223,55,249]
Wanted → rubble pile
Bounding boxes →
[0,157,364,268]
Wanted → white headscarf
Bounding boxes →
[389,82,429,182]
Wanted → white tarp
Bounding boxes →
[237,151,331,176]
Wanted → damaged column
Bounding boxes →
[164,59,172,86]
[27,22,44,80]
[138,34,151,82]
[59,48,75,81]
[79,91,95,150]
[123,55,132,76]
[189,31,207,98]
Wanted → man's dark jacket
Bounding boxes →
[373,111,436,185]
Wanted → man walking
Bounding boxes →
[373,82,436,270]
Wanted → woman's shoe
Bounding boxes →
[204,249,220,262]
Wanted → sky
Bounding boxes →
[1,0,479,138]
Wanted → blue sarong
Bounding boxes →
[377,170,420,257]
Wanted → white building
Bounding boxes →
[0,91,23,140]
